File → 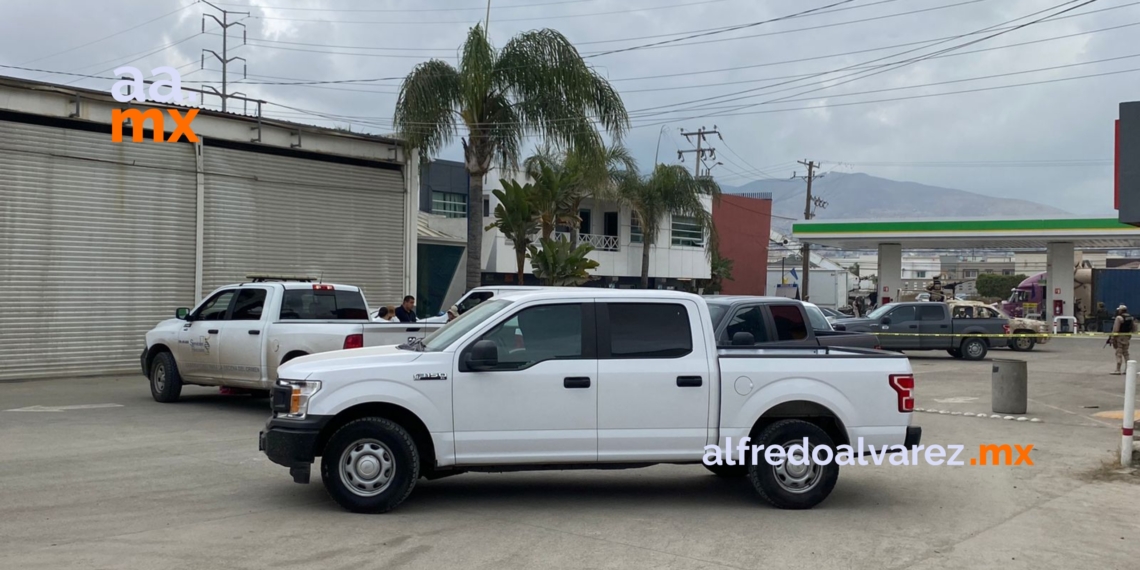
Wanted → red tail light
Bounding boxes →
[889,374,915,413]
[343,333,364,350]
[313,284,335,291]
[1003,324,1011,335]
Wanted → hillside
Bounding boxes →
[724,172,1070,232]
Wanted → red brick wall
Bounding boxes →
[712,194,772,295]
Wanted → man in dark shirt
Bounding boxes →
[395,295,417,323]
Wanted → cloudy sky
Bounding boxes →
[2,0,1135,214]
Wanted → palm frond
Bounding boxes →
[393,60,462,157]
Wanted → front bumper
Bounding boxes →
[259,415,332,484]
[140,348,148,376]
[905,426,922,448]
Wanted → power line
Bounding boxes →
[18,2,197,66]
[214,0,610,12]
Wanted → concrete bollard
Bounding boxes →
[992,359,1028,415]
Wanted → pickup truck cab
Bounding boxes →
[142,280,442,402]
[705,296,879,350]
[834,301,1009,360]
[260,289,920,513]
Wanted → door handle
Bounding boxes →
[677,376,703,387]
[908,325,918,329]
[405,328,421,332]
[939,324,949,328]
[208,329,219,334]
[563,377,591,389]
[248,330,260,335]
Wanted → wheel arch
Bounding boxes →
[144,343,174,373]
[318,402,437,475]
[750,400,849,447]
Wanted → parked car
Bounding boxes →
[704,296,880,349]
[141,279,443,402]
[947,300,1049,352]
[817,306,845,322]
[834,301,1009,360]
[260,289,920,513]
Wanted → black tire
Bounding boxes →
[1009,334,1036,352]
[149,351,183,403]
[947,348,962,358]
[960,338,988,361]
[321,417,420,514]
[704,462,748,478]
[747,419,839,510]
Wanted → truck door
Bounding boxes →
[917,304,950,349]
[216,287,271,385]
[176,289,237,381]
[880,305,920,349]
[452,302,598,464]
[596,300,711,462]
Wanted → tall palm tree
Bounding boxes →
[529,164,575,241]
[484,180,539,284]
[524,143,637,244]
[394,25,629,290]
[614,165,722,289]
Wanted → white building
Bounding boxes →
[0,76,420,380]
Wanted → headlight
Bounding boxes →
[277,379,321,419]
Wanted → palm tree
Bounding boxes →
[524,143,637,244]
[394,25,629,290]
[614,165,722,289]
[484,180,539,284]
[528,238,600,286]
[529,164,575,241]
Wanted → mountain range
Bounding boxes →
[722,172,1071,234]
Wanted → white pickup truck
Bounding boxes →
[141,280,442,402]
[260,289,920,513]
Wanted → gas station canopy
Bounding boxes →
[792,218,1140,250]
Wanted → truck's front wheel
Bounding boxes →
[149,351,183,403]
[321,417,420,513]
[748,420,839,509]
[1009,334,1036,351]
[960,338,988,361]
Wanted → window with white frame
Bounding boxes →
[670,216,703,247]
[432,191,467,218]
[630,212,643,244]
[916,270,927,278]
[964,269,978,278]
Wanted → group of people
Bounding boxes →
[374,295,459,323]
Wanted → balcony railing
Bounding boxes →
[555,232,620,252]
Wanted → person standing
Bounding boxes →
[1110,304,1134,374]
[395,295,418,323]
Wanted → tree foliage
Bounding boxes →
[976,273,1027,299]
[528,238,600,286]
[394,24,629,289]
[485,180,539,284]
[524,143,637,243]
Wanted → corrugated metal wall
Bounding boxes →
[0,120,197,380]
[202,146,406,309]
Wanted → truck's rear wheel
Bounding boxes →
[748,420,839,509]
[1010,334,1036,351]
[960,338,988,361]
[321,417,420,513]
[149,351,182,403]
[704,463,747,477]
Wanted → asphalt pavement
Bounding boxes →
[1,339,1138,569]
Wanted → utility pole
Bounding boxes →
[200,1,248,113]
[485,0,493,31]
[678,125,720,177]
[794,160,827,301]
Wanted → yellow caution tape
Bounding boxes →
[866,331,1133,338]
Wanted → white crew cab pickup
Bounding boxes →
[141,278,442,402]
[259,289,920,513]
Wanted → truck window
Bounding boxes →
[724,306,770,344]
[477,304,583,369]
[457,291,493,314]
[804,304,832,331]
[230,289,267,321]
[607,303,692,358]
[770,305,808,341]
[887,306,916,322]
[280,289,368,320]
[917,305,944,321]
[193,290,236,321]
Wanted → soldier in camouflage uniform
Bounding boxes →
[1111,305,1134,375]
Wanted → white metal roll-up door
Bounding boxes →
[202,146,405,307]
[0,120,197,380]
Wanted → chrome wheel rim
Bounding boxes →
[340,439,395,497]
[153,363,166,392]
[1015,337,1032,350]
[772,439,823,494]
[966,342,984,357]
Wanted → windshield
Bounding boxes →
[707,303,730,329]
[803,303,833,331]
[421,299,512,352]
[867,303,897,320]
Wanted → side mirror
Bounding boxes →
[833,323,847,331]
[466,340,499,371]
[731,332,755,346]
[176,307,190,320]
[880,317,892,325]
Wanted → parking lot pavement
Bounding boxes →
[2,342,1139,570]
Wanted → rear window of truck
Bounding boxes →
[769,305,808,341]
[280,289,369,320]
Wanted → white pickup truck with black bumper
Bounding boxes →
[260,289,921,513]
[141,280,441,402]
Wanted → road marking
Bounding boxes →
[4,403,124,413]
[934,397,980,403]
